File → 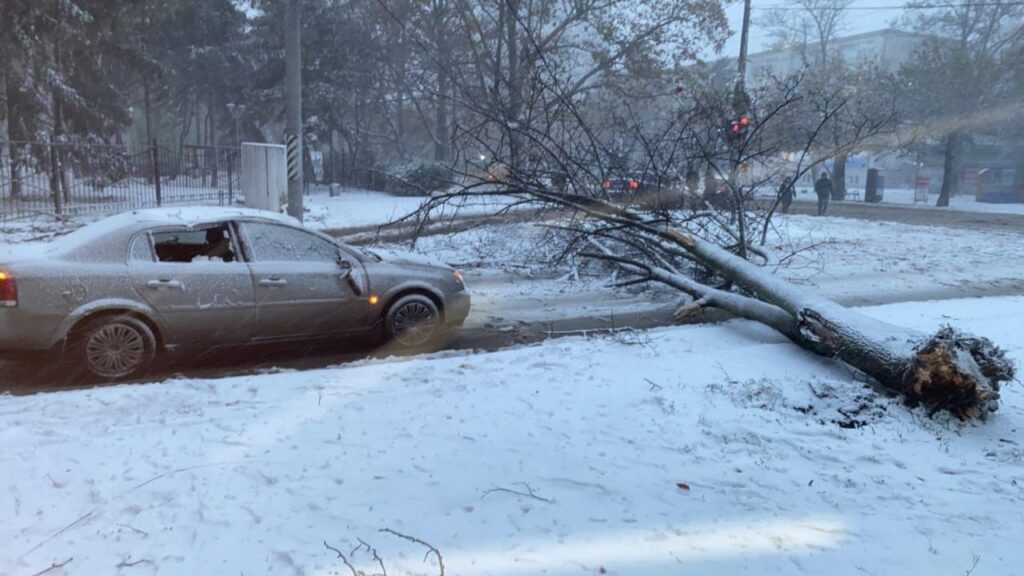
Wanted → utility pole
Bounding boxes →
[285,0,304,221]
[734,0,752,115]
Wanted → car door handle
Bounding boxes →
[146,279,184,290]
[258,278,288,288]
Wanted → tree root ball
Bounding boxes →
[903,327,1016,420]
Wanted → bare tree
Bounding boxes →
[898,0,1024,207]
[760,0,859,199]
[401,66,1012,419]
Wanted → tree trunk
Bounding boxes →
[434,52,451,163]
[144,82,154,184]
[209,95,218,188]
[505,0,521,173]
[0,71,13,199]
[831,153,847,201]
[51,0,70,205]
[936,131,960,208]
[667,229,1012,419]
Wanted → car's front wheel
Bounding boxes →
[73,315,157,381]
[385,294,441,349]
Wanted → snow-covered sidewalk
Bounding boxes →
[2,296,1022,576]
[792,187,1024,215]
[304,187,522,232]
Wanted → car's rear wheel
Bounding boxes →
[74,315,157,381]
[385,294,441,348]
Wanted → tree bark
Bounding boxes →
[0,71,14,199]
[505,0,521,173]
[831,152,847,201]
[144,82,153,150]
[209,94,219,189]
[669,228,1012,419]
[936,131,961,207]
[434,52,451,162]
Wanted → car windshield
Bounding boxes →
[2,2,1022,575]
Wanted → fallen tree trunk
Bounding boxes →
[418,185,1014,420]
[665,228,1014,419]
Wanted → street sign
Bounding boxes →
[914,176,930,202]
[963,167,978,194]
[310,149,324,182]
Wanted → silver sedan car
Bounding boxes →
[0,207,470,380]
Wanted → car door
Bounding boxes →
[238,221,368,341]
[128,222,255,345]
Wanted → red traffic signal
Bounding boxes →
[728,115,751,136]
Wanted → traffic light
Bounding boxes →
[729,115,751,136]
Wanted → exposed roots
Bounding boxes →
[903,327,1015,420]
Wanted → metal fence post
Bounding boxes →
[49,138,62,215]
[151,139,162,206]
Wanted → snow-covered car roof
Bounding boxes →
[2,207,302,263]
[54,207,300,251]
[100,206,300,228]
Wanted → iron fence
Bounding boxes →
[0,140,241,221]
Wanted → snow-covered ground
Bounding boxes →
[304,186,522,231]
[2,295,1022,576]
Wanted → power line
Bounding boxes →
[751,1,1024,10]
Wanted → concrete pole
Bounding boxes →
[285,0,304,220]
[734,0,752,114]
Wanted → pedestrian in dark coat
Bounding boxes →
[778,176,795,214]
[685,167,700,209]
[815,172,833,216]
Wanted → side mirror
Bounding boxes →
[337,250,353,268]
[336,256,362,296]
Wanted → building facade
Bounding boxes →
[744,29,931,86]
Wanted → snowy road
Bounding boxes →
[5,276,1024,395]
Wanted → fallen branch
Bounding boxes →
[379,528,445,576]
[28,557,73,576]
[356,538,388,576]
[481,482,554,503]
[324,540,359,576]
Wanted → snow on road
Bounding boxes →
[2,296,1022,576]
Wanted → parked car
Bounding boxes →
[0,207,470,381]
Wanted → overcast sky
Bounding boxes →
[718,0,908,57]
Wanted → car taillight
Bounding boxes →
[603,180,612,189]
[0,269,16,307]
[629,179,639,190]
[453,270,465,284]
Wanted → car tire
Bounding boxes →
[385,294,442,349]
[73,315,157,382]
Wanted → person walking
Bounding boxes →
[778,176,794,214]
[815,172,833,216]
[685,166,700,210]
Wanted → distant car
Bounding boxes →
[601,173,678,196]
[0,207,470,380]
